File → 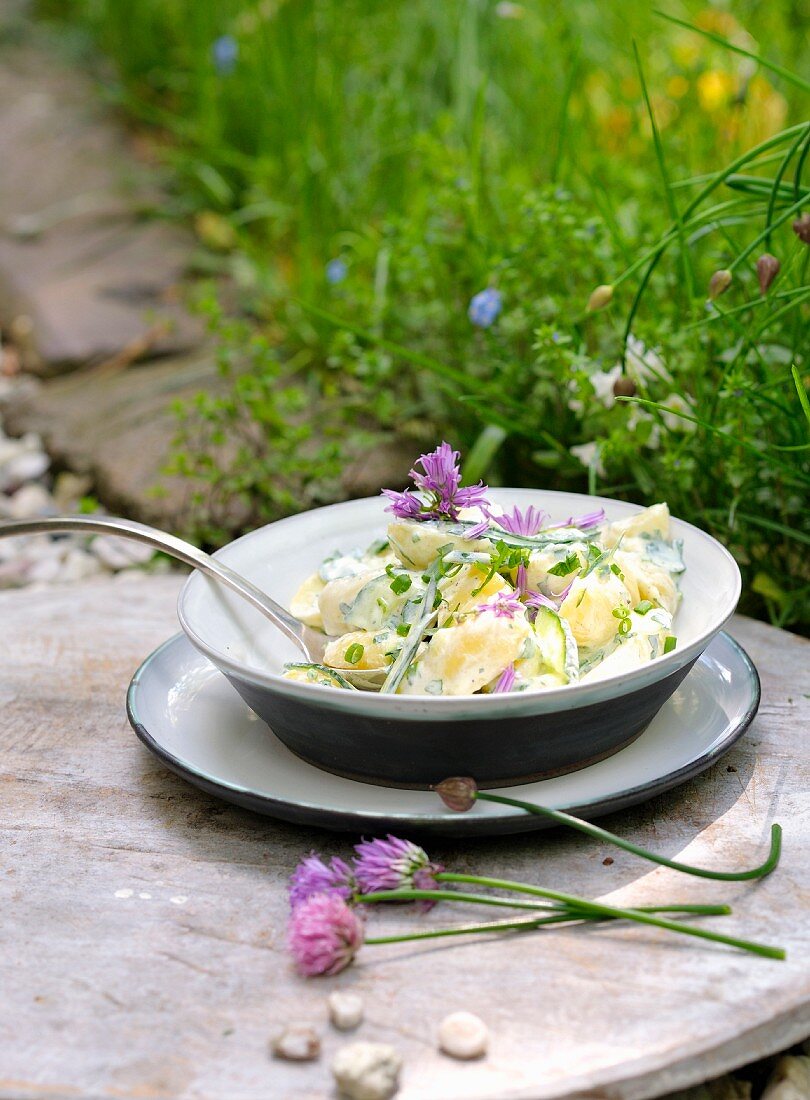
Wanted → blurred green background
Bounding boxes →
[36,0,810,629]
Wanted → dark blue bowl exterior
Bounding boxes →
[223,659,699,789]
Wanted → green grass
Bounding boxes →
[36,0,810,629]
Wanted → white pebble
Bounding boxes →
[5,483,55,519]
[91,535,155,570]
[58,548,103,583]
[437,1011,488,1060]
[328,990,364,1031]
[332,1042,402,1100]
[0,449,49,490]
[271,1023,321,1062]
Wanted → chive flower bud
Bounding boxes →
[792,213,810,245]
[586,284,613,312]
[708,269,732,299]
[756,254,781,295]
[612,375,637,398]
[434,776,478,812]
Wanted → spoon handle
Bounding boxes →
[0,515,309,654]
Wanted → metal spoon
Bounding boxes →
[0,514,331,661]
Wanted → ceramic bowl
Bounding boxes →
[177,490,741,789]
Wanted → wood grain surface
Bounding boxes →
[0,573,808,1100]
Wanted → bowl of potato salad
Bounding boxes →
[178,444,741,788]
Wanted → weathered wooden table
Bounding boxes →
[1,574,808,1100]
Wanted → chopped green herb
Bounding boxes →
[612,605,631,636]
[663,635,677,654]
[548,552,580,578]
[390,574,413,596]
[367,538,389,555]
[344,643,365,665]
[610,562,625,580]
[634,600,654,615]
[396,622,411,637]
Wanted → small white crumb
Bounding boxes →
[332,1041,402,1100]
[138,892,152,900]
[328,990,364,1031]
[170,895,188,905]
[113,889,133,899]
[270,1023,321,1062]
[437,1011,488,1060]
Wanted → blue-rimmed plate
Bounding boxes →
[127,631,759,837]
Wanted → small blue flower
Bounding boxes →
[468,287,502,328]
[325,258,348,284]
[212,35,238,75]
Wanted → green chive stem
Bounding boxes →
[358,888,731,920]
[474,792,782,882]
[436,874,784,960]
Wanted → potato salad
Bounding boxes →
[284,443,683,696]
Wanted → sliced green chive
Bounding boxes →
[610,562,625,579]
[396,623,411,637]
[634,600,654,614]
[344,643,364,665]
[390,574,413,596]
[548,552,580,578]
[664,635,677,654]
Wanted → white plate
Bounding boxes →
[127,631,759,837]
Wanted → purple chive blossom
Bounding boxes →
[477,589,524,619]
[381,488,424,520]
[382,442,490,523]
[287,893,365,977]
[493,664,516,693]
[212,35,238,74]
[465,518,491,539]
[353,835,444,895]
[468,287,502,328]
[289,853,355,910]
[549,508,606,531]
[525,590,558,612]
[325,257,348,284]
[493,505,548,537]
[409,440,459,494]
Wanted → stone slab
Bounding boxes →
[0,33,203,373]
[0,352,219,525]
[0,575,808,1099]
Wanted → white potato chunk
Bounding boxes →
[318,572,382,636]
[282,666,352,689]
[387,519,490,570]
[439,565,507,623]
[399,609,531,696]
[524,543,588,596]
[323,630,396,670]
[580,634,654,683]
[615,550,680,614]
[559,569,633,649]
[289,571,326,629]
[603,503,670,547]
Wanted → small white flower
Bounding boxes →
[660,393,696,433]
[570,441,606,477]
[625,335,669,384]
[590,364,623,408]
[495,1,525,17]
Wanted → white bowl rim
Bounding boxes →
[177,489,742,718]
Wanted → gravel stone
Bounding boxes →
[437,1011,489,1060]
[328,990,364,1031]
[332,1041,402,1100]
[90,535,155,570]
[270,1023,321,1062]
[6,482,55,519]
